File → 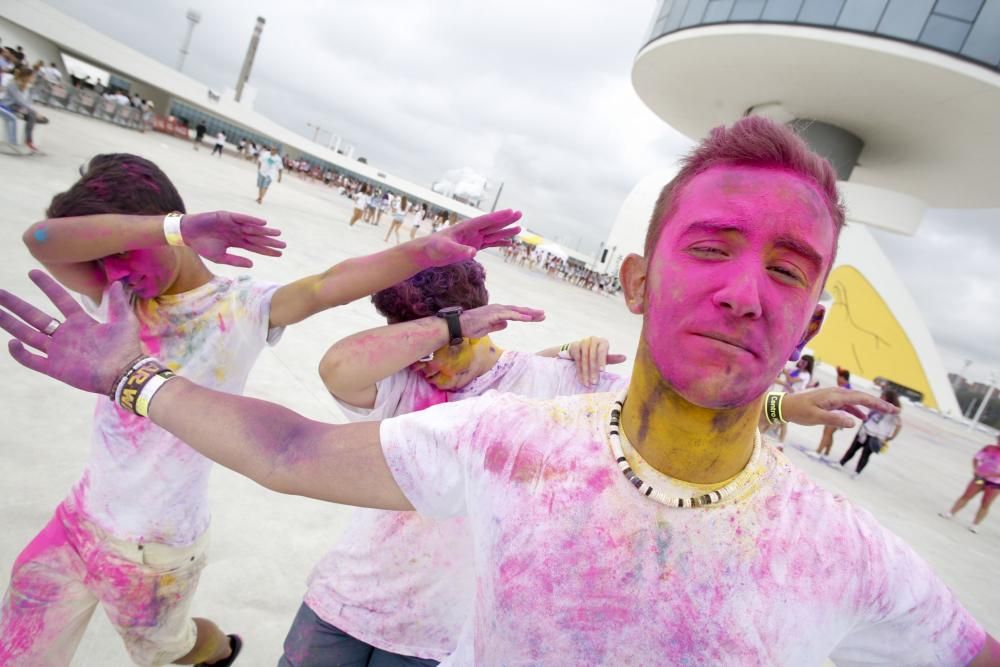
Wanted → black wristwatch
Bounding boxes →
[436,306,464,346]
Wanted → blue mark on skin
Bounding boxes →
[33,228,47,242]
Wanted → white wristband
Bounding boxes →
[163,212,185,246]
[135,372,175,417]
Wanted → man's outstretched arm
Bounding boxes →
[148,378,412,510]
[0,270,412,511]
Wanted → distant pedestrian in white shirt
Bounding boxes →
[211,131,226,158]
[256,146,283,204]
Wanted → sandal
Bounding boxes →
[196,634,242,666]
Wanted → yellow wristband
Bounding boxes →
[764,392,786,424]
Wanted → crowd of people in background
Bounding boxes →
[0,37,160,151]
[501,240,622,295]
[1,37,622,296]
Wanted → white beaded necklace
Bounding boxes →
[608,392,762,508]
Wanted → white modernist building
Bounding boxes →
[603,0,1000,414]
[0,0,484,220]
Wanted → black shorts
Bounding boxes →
[976,476,1000,490]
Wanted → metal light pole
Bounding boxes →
[177,9,201,72]
[490,182,504,212]
[306,122,324,143]
[235,16,266,103]
[968,372,997,430]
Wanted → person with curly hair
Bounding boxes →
[0,154,522,666]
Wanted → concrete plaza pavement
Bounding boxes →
[0,109,996,665]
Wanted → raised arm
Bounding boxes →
[0,270,410,510]
[267,209,523,328]
[320,304,545,408]
[23,211,285,301]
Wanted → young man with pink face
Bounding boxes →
[282,260,894,666]
[0,154,520,667]
[2,119,998,665]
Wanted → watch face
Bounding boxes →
[438,306,463,316]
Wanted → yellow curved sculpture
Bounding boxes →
[809,265,939,409]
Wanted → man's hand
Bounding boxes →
[0,270,141,394]
[561,337,628,386]
[180,211,286,268]
[459,304,545,339]
[781,386,899,429]
[412,209,522,268]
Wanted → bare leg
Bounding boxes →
[950,479,983,516]
[973,487,999,526]
[173,617,232,664]
[816,425,835,455]
[257,186,268,204]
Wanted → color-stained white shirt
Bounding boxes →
[380,392,984,666]
[305,352,625,660]
[78,276,280,545]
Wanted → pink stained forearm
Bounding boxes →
[147,377,414,510]
[319,317,449,404]
[313,242,426,308]
[23,215,166,263]
[269,242,430,327]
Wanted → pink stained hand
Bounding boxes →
[180,211,286,268]
[0,270,142,395]
[458,303,545,340]
[413,209,523,268]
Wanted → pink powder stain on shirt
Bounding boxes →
[217,312,227,333]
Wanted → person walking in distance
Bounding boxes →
[940,434,1000,533]
[814,367,851,458]
[256,146,283,205]
[211,131,226,158]
[193,121,207,150]
[839,389,902,478]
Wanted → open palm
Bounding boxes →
[0,271,141,395]
[417,209,522,268]
[182,211,287,268]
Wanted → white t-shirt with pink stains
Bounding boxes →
[379,392,985,666]
[306,351,626,660]
[77,275,281,546]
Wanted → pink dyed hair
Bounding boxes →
[643,116,846,257]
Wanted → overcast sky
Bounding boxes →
[42,0,1000,384]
